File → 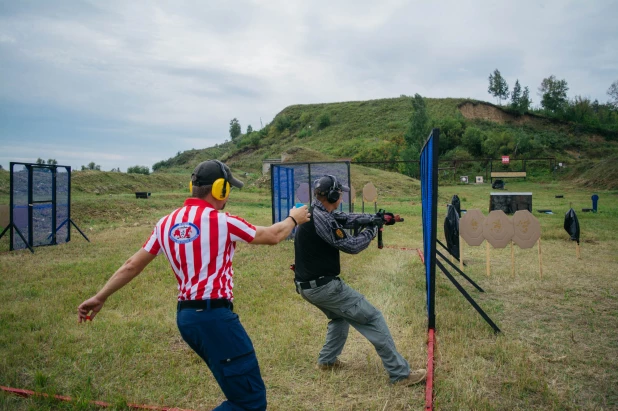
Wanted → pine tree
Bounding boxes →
[488,69,510,105]
[404,93,429,152]
[511,80,522,110]
[229,118,241,141]
[539,75,569,113]
[520,86,532,113]
[608,80,618,108]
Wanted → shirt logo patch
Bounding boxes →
[335,228,345,239]
[169,222,200,244]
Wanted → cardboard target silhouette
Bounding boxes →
[363,182,377,202]
[512,210,543,278]
[459,209,485,246]
[482,210,513,276]
[362,182,378,213]
[512,210,540,249]
[458,209,543,278]
[483,210,514,249]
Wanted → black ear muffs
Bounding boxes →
[326,175,340,203]
[211,160,230,200]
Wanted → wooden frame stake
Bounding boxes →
[485,241,491,277]
[459,235,464,271]
[538,237,543,279]
[511,241,515,278]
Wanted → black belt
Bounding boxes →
[177,299,234,311]
[296,276,337,290]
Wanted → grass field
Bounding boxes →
[1,180,617,410]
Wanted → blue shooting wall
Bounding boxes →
[270,161,351,226]
[9,163,71,251]
[420,129,439,330]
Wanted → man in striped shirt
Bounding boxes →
[78,160,310,411]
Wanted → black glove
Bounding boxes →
[382,212,396,226]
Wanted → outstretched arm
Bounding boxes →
[251,205,311,245]
[77,249,157,323]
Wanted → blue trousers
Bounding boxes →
[176,306,267,411]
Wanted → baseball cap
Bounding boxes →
[191,160,244,188]
[314,175,349,196]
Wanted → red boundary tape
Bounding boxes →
[1,386,195,411]
[416,248,424,263]
[384,245,420,251]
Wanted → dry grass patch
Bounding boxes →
[1,181,617,410]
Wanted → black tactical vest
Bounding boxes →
[293,208,340,282]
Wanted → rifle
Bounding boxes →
[353,209,404,249]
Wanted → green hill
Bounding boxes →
[2,97,617,198]
[563,156,618,190]
[153,97,618,176]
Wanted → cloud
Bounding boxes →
[0,0,617,171]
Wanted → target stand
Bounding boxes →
[0,162,89,253]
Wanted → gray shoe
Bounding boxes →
[316,359,345,370]
[393,369,427,386]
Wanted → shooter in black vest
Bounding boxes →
[293,175,426,386]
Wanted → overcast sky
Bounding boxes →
[1,0,617,172]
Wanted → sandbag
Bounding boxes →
[564,208,580,244]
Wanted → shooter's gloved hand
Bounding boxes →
[382,212,396,225]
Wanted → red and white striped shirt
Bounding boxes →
[142,198,256,301]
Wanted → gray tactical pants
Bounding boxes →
[299,277,410,382]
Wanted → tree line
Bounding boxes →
[177,71,618,178]
[78,163,149,174]
[225,73,617,161]
[28,158,150,174]
[395,74,618,177]
[228,117,266,149]
[487,69,618,129]
[226,110,332,151]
